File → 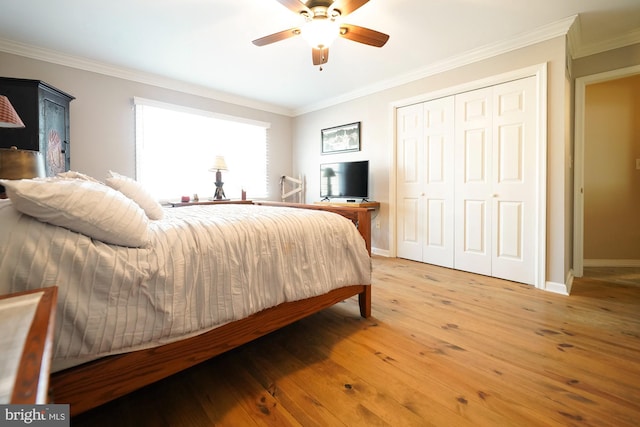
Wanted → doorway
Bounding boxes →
[573,66,640,279]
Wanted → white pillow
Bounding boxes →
[105,171,164,220]
[56,170,102,183]
[0,178,150,247]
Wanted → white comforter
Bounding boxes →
[0,201,371,371]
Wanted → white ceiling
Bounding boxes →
[0,0,639,115]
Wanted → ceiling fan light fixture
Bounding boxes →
[300,18,340,49]
[253,0,389,67]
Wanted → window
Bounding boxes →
[134,97,270,202]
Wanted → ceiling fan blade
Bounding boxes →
[274,0,311,14]
[252,27,301,46]
[339,23,389,47]
[312,47,329,65]
[329,0,369,16]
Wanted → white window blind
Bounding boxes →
[134,97,270,202]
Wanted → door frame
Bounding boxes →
[388,63,548,289]
[572,64,640,277]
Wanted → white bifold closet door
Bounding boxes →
[396,75,537,285]
[454,76,537,285]
[396,97,455,268]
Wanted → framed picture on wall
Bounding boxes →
[321,122,360,154]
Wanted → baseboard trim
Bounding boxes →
[372,248,390,257]
[584,259,640,268]
[545,279,570,296]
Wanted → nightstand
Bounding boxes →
[0,287,57,404]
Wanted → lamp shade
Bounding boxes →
[0,146,45,180]
[209,156,228,172]
[0,95,25,128]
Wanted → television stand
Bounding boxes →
[314,201,380,211]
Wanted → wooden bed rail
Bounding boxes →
[51,284,370,416]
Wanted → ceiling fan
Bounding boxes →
[252,0,389,69]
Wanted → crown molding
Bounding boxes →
[0,38,294,117]
[566,13,640,59]
[294,16,577,115]
[571,27,640,59]
[566,14,582,61]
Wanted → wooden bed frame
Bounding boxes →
[49,202,372,416]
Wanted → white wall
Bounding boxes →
[0,51,293,200]
[293,37,571,287]
[293,93,390,248]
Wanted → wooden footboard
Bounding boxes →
[50,202,372,416]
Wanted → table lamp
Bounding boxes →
[0,96,42,198]
[209,156,228,200]
[0,146,45,198]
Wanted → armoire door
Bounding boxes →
[454,76,537,285]
[396,97,455,267]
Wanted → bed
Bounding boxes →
[0,177,372,416]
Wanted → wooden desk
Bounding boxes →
[169,200,253,207]
[314,201,380,210]
[0,287,57,404]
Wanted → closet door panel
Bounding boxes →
[463,199,488,254]
[491,76,536,285]
[396,103,424,261]
[426,199,446,247]
[454,87,493,276]
[463,129,488,182]
[497,124,524,182]
[423,96,455,268]
[496,200,523,259]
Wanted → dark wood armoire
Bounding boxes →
[0,77,74,176]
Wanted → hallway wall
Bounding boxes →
[584,74,640,262]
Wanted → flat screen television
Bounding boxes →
[320,160,369,201]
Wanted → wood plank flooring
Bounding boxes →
[583,267,640,287]
[71,256,640,426]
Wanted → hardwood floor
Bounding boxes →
[583,267,640,287]
[72,256,640,426]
